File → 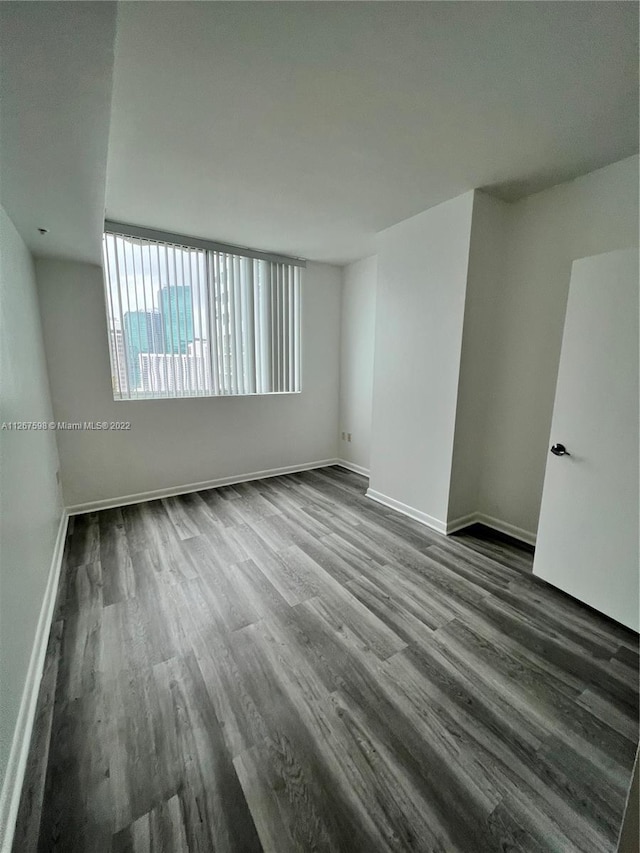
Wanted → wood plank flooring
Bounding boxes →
[13,466,639,852]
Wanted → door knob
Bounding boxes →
[550,443,570,456]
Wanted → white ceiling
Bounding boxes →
[106,1,638,265]
[1,2,637,267]
[0,2,117,265]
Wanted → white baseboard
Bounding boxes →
[0,509,68,853]
[445,512,479,534]
[66,458,342,515]
[447,511,536,544]
[364,490,536,546]
[475,512,537,547]
[365,488,448,534]
[335,460,370,478]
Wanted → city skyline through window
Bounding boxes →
[102,231,302,399]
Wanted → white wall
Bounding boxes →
[369,191,475,526]
[36,259,341,509]
[479,155,639,538]
[0,206,63,838]
[338,255,377,474]
[448,192,509,523]
[356,156,638,541]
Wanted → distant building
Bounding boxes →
[123,310,164,389]
[138,339,211,395]
[159,286,194,355]
[108,327,129,395]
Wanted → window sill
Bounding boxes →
[112,390,302,402]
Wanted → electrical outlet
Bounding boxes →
[347,433,352,442]
[341,431,346,440]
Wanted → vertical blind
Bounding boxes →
[102,227,302,400]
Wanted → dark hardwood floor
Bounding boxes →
[13,466,639,852]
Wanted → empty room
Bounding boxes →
[1,2,638,851]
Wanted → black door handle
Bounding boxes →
[550,443,570,456]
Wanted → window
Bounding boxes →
[101,223,303,400]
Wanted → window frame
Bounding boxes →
[102,221,305,402]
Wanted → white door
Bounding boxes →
[534,248,639,631]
